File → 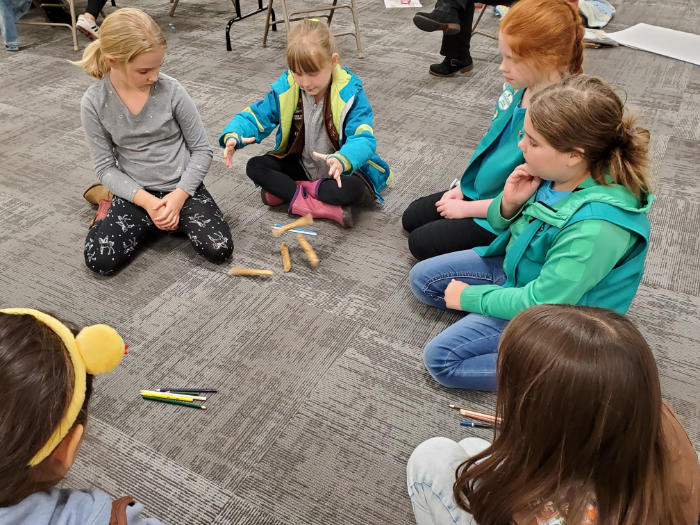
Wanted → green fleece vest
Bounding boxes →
[476,184,654,314]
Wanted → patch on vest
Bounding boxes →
[498,90,513,111]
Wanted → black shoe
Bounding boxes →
[429,57,474,77]
[413,9,461,35]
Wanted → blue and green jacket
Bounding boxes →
[219,65,393,202]
[460,85,526,233]
[460,176,655,319]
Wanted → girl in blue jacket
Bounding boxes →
[402,0,584,259]
[220,19,391,228]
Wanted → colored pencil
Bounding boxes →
[158,388,218,393]
[460,421,493,429]
[142,395,206,410]
[273,225,317,236]
[459,408,501,424]
[139,390,206,401]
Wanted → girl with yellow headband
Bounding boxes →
[0,309,164,524]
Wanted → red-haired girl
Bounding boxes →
[403,0,584,260]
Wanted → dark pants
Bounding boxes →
[402,191,497,260]
[438,0,507,61]
[246,154,369,206]
[85,0,108,18]
[84,185,233,275]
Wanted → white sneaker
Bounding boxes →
[76,14,100,40]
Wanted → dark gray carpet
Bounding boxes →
[1,0,698,522]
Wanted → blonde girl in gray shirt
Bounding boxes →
[75,8,233,275]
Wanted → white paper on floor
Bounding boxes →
[607,23,700,66]
[384,0,422,8]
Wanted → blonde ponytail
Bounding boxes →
[72,39,110,79]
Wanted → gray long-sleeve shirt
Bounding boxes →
[80,72,212,201]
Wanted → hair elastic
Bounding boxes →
[0,308,125,466]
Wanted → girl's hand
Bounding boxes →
[439,185,464,202]
[444,279,468,310]
[435,199,474,219]
[501,164,541,219]
[152,188,189,231]
[312,151,343,188]
[223,136,255,169]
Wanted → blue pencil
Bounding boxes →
[273,225,317,236]
[460,421,493,429]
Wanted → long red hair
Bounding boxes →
[500,0,584,74]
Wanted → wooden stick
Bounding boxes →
[273,214,313,236]
[296,234,319,266]
[459,408,501,424]
[227,266,274,277]
[280,242,291,272]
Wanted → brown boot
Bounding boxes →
[83,183,113,205]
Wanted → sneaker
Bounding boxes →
[429,57,474,77]
[5,42,20,52]
[77,14,100,40]
[413,8,461,35]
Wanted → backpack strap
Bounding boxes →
[110,496,135,525]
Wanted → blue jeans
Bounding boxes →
[407,436,490,525]
[0,0,30,47]
[409,249,508,391]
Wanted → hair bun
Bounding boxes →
[75,324,125,374]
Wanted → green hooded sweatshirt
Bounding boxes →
[460,176,655,319]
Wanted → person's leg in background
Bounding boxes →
[413,0,473,76]
[1,0,31,51]
[407,436,490,525]
[433,0,476,76]
[77,0,108,40]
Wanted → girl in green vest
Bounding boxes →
[402,0,584,259]
[409,75,654,391]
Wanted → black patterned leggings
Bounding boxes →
[84,185,233,275]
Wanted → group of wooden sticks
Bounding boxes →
[228,214,319,277]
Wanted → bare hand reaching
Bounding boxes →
[312,151,343,188]
[223,136,255,168]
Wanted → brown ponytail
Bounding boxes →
[528,75,651,198]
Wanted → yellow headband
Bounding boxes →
[0,308,125,467]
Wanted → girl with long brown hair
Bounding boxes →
[0,309,163,523]
[409,75,654,392]
[407,305,700,525]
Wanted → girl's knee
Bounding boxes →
[407,437,460,483]
[84,253,123,276]
[408,229,433,260]
[246,155,266,179]
[423,338,451,384]
[198,237,233,263]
